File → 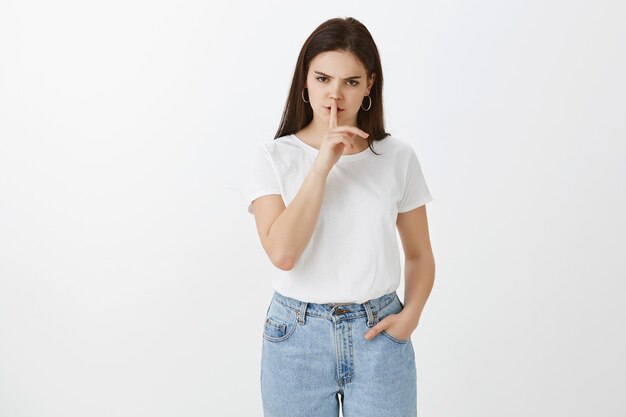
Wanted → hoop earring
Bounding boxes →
[361,95,372,111]
[301,88,310,103]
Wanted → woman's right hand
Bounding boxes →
[313,99,369,173]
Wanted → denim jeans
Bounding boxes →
[260,290,417,417]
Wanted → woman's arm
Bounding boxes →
[251,164,330,271]
[364,204,434,341]
[363,205,434,341]
[396,204,435,323]
[252,101,367,271]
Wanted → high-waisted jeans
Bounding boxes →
[260,290,417,417]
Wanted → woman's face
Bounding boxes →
[305,50,375,127]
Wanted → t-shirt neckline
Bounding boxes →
[289,134,373,161]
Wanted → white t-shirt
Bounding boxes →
[247,133,433,304]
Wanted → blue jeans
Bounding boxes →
[260,290,417,417]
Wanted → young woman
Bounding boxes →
[247,17,435,417]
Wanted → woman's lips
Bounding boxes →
[325,106,344,112]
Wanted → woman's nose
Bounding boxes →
[329,83,342,100]
[329,90,342,101]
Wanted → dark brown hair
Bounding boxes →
[274,17,390,155]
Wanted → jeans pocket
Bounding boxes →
[377,295,410,344]
[263,300,298,342]
[381,329,410,344]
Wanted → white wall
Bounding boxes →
[1,1,624,416]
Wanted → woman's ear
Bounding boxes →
[368,73,376,92]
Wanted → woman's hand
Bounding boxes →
[313,99,369,173]
[363,310,420,342]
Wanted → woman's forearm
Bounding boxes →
[402,254,436,324]
[267,164,330,270]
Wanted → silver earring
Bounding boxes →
[361,95,372,111]
[302,88,310,103]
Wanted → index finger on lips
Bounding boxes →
[329,100,337,129]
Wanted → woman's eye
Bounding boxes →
[316,77,359,86]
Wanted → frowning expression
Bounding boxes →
[305,50,375,125]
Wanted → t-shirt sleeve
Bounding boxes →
[247,144,282,215]
[397,147,433,213]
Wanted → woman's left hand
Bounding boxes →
[363,310,419,342]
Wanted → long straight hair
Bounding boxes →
[274,17,390,154]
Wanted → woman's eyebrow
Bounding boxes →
[313,70,362,80]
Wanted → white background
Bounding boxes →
[1,1,625,416]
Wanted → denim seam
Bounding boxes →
[262,318,297,342]
[381,330,410,344]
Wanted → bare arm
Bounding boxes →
[252,99,369,270]
[252,163,329,270]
